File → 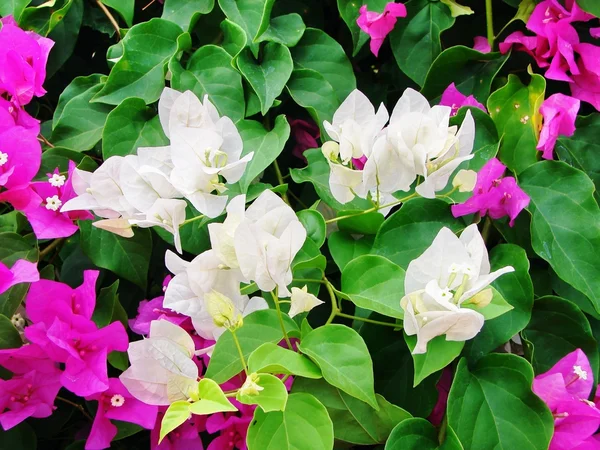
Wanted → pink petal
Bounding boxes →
[0,259,38,294]
[473,36,491,53]
[537,93,580,159]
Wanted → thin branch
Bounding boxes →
[96,0,121,40]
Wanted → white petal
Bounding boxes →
[158,87,183,137]
[390,88,430,123]
[289,287,324,317]
[185,191,227,218]
[149,319,196,356]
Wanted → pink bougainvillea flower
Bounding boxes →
[533,349,600,450]
[0,367,62,430]
[428,367,453,426]
[0,343,58,376]
[290,119,320,162]
[357,2,407,57]
[206,402,256,450]
[473,36,491,53]
[150,408,207,450]
[0,259,38,295]
[451,158,530,226]
[0,97,39,134]
[499,32,548,67]
[352,155,368,170]
[0,126,41,189]
[8,162,94,239]
[0,16,54,105]
[85,378,158,450]
[439,83,487,116]
[591,28,600,39]
[571,43,600,111]
[537,93,580,160]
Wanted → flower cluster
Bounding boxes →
[62,88,255,252]
[322,88,475,208]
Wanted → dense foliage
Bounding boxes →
[1,0,600,449]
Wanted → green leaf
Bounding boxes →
[0,315,22,349]
[462,287,513,320]
[188,378,238,414]
[99,0,134,27]
[522,296,598,377]
[372,198,462,269]
[237,42,293,115]
[170,44,245,123]
[290,28,356,103]
[237,373,288,412]
[390,0,454,86]
[297,210,326,248]
[488,72,545,174]
[38,148,97,179]
[102,97,168,159]
[448,355,554,449]
[218,0,275,57]
[205,309,299,383]
[45,0,83,78]
[236,116,290,192]
[91,280,119,328]
[286,68,341,139]
[328,232,374,272]
[50,74,113,152]
[0,0,31,21]
[405,334,464,387]
[299,324,378,409]
[256,13,306,47]
[20,0,74,35]
[342,255,405,319]
[577,0,600,17]
[0,422,37,450]
[556,114,600,203]
[290,148,372,211]
[464,244,533,361]
[248,342,322,378]
[0,232,38,264]
[162,0,214,31]
[337,210,384,235]
[520,161,600,314]
[93,18,185,105]
[337,0,388,56]
[421,46,509,104]
[294,378,411,445]
[159,401,191,443]
[247,393,334,450]
[385,418,460,449]
[220,18,247,59]
[79,221,151,289]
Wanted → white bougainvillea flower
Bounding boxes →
[208,195,246,269]
[92,218,134,238]
[163,249,266,340]
[400,225,514,353]
[120,320,198,406]
[323,89,388,163]
[233,190,307,297]
[129,199,187,253]
[289,285,324,318]
[158,88,220,137]
[452,169,477,192]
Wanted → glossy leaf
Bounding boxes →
[328,232,374,272]
[0,0,31,21]
[236,373,288,412]
[256,13,306,47]
[385,418,463,449]
[159,401,191,443]
[0,315,22,349]
[100,0,134,26]
[248,342,322,378]
[405,334,464,387]
[161,0,214,31]
[188,378,237,414]
[297,210,326,248]
[218,0,275,56]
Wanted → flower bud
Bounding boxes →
[240,373,264,397]
[205,290,242,331]
[322,141,340,161]
[452,169,477,192]
[93,219,134,238]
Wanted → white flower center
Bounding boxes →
[0,151,7,166]
[45,195,62,211]
[49,173,66,187]
[110,394,125,407]
[10,313,25,329]
[573,365,588,380]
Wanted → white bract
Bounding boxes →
[120,320,198,406]
[232,190,307,297]
[163,249,267,341]
[289,286,324,318]
[129,198,187,253]
[400,225,514,354]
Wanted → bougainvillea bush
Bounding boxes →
[3,0,600,448]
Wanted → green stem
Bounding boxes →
[486,0,494,49]
[240,282,258,295]
[181,214,205,227]
[39,238,65,259]
[230,330,248,375]
[272,160,290,205]
[324,279,339,325]
[271,290,293,350]
[56,396,93,421]
[481,216,492,243]
[324,193,418,225]
[335,312,402,328]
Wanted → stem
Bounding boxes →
[96,0,121,40]
[56,396,93,421]
[39,238,65,259]
[481,216,492,243]
[335,312,402,328]
[230,330,248,375]
[324,193,417,225]
[486,0,494,49]
[324,279,338,325]
[495,18,516,40]
[271,290,293,350]
[38,134,54,148]
[272,160,290,205]
[225,391,239,398]
[181,214,205,227]
[240,282,258,295]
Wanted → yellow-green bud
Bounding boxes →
[240,373,264,397]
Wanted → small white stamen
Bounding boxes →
[574,365,588,380]
[45,195,62,211]
[0,151,8,166]
[110,394,125,407]
[48,173,66,187]
[448,263,462,274]
[581,399,596,408]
